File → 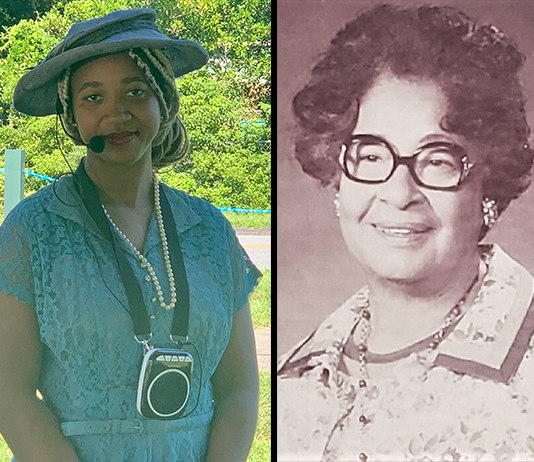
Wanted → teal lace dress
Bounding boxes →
[0,175,261,462]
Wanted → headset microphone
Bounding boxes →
[87,136,106,153]
[56,100,106,154]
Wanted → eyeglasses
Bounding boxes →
[341,134,474,191]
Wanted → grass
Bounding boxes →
[223,211,271,229]
[248,371,271,461]
[0,438,9,462]
[250,269,271,329]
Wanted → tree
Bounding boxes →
[0,0,55,28]
[129,0,271,116]
[161,68,271,208]
[0,0,271,209]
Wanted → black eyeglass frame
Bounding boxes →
[341,134,475,191]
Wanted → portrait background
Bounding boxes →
[278,0,534,356]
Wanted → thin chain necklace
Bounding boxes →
[102,172,177,311]
[351,270,482,462]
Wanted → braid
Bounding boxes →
[57,68,84,145]
[132,47,189,168]
[147,49,176,91]
[127,49,170,118]
[152,49,175,82]
[146,49,180,112]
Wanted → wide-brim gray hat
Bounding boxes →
[13,8,209,116]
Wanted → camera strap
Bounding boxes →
[74,159,190,341]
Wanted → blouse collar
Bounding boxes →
[435,244,534,383]
[46,173,202,241]
[278,245,534,384]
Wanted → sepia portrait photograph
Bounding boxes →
[278,0,534,460]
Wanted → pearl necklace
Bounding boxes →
[351,272,481,462]
[102,173,177,311]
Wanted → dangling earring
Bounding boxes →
[482,197,499,229]
[334,192,340,218]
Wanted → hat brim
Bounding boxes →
[14,35,208,116]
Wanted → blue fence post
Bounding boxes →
[4,149,25,218]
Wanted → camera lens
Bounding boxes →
[148,369,190,417]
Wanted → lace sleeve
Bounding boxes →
[224,220,262,316]
[0,208,36,308]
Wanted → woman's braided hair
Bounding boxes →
[57,47,188,169]
[293,4,534,218]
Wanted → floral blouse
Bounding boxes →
[278,245,534,461]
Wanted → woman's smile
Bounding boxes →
[370,222,435,245]
[105,130,138,146]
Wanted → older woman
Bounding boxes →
[278,4,534,461]
[0,8,260,462]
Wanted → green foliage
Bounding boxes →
[0,0,55,28]
[131,0,271,105]
[249,269,271,328]
[0,0,270,209]
[248,371,271,462]
[0,433,11,462]
[222,212,271,229]
[159,68,271,208]
[0,19,57,120]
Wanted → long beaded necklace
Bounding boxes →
[349,268,484,462]
[102,172,177,311]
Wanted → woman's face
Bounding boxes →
[338,74,485,285]
[70,52,161,166]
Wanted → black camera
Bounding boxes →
[136,348,194,420]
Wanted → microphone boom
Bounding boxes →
[88,136,105,153]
